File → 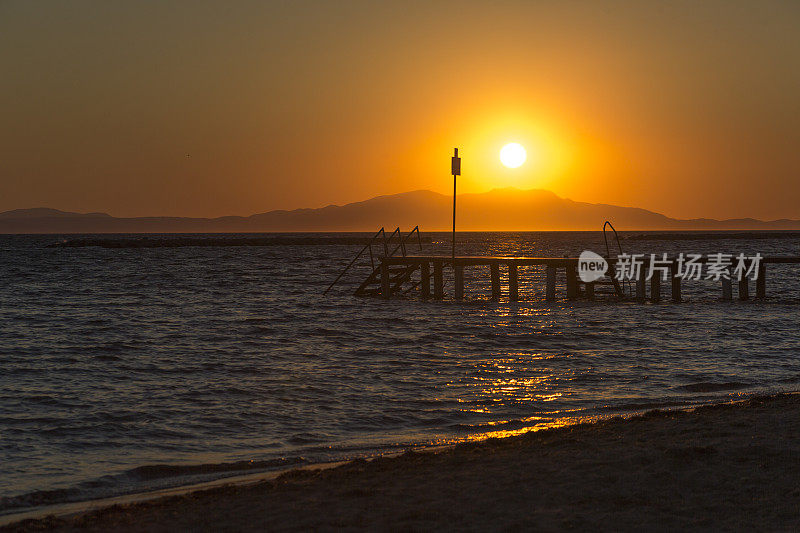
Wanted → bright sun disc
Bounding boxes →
[500,143,526,168]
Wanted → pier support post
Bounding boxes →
[454,264,464,300]
[508,263,519,302]
[490,262,501,300]
[636,274,646,302]
[756,264,766,299]
[650,274,661,303]
[670,262,682,303]
[420,261,430,299]
[546,266,556,301]
[433,260,444,300]
[739,277,749,300]
[381,262,390,299]
[566,265,578,300]
[585,282,595,300]
[722,275,732,301]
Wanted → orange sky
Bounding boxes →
[1,1,798,220]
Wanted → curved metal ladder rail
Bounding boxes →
[602,220,631,298]
[323,227,386,295]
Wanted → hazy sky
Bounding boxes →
[2,0,798,220]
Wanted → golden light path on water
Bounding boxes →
[435,303,609,444]
[433,415,607,445]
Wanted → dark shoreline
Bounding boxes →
[43,230,800,248]
[5,393,800,532]
[47,236,433,248]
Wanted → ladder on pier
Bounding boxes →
[594,221,631,299]
[355,263,418,297]
[324,226,423,297]
[548,221,631,300]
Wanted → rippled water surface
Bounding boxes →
[1,232,799,513]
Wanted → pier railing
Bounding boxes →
[325,226,424,296]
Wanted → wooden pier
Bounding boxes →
[359,255,800,302]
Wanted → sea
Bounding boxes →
[2,231,799,517]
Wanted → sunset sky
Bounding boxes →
[2,0,798,220]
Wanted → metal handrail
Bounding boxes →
[603,220,623,258]
[602,220,631,297]
[403,226,423,254]
[386,227,405,257]
[325,226,424,295]
[381,228,389,256]
[323,227,386,295]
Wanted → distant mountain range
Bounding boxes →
[2,188,799,233]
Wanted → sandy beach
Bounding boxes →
[4,393,800,532]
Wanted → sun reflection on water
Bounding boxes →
[453,353,572,414]
[463,414,604,443]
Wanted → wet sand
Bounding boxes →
[5,394,800,532]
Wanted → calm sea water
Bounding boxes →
[2,232,799,515]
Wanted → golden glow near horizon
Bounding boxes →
[499,143,527,168]
[1,2,799,220]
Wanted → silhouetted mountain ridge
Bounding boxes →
[0,208,112,219]
[2,188,799,233]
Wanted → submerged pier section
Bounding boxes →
[362,255,800,302]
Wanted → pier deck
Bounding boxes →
[367,255,800,302]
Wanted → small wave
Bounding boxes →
[287,433,331,445]
[0,488,81,513]
[0,457,307,513]
[126,457,306,481]
[593,400,701,412]
[675,382,750,393]
[93,354,122,362]
[22,395,65,406]
[449,418,532,432]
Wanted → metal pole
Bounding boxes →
[451,148,460,262]
[452,170,456,261]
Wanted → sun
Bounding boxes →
[499,143,527,168]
